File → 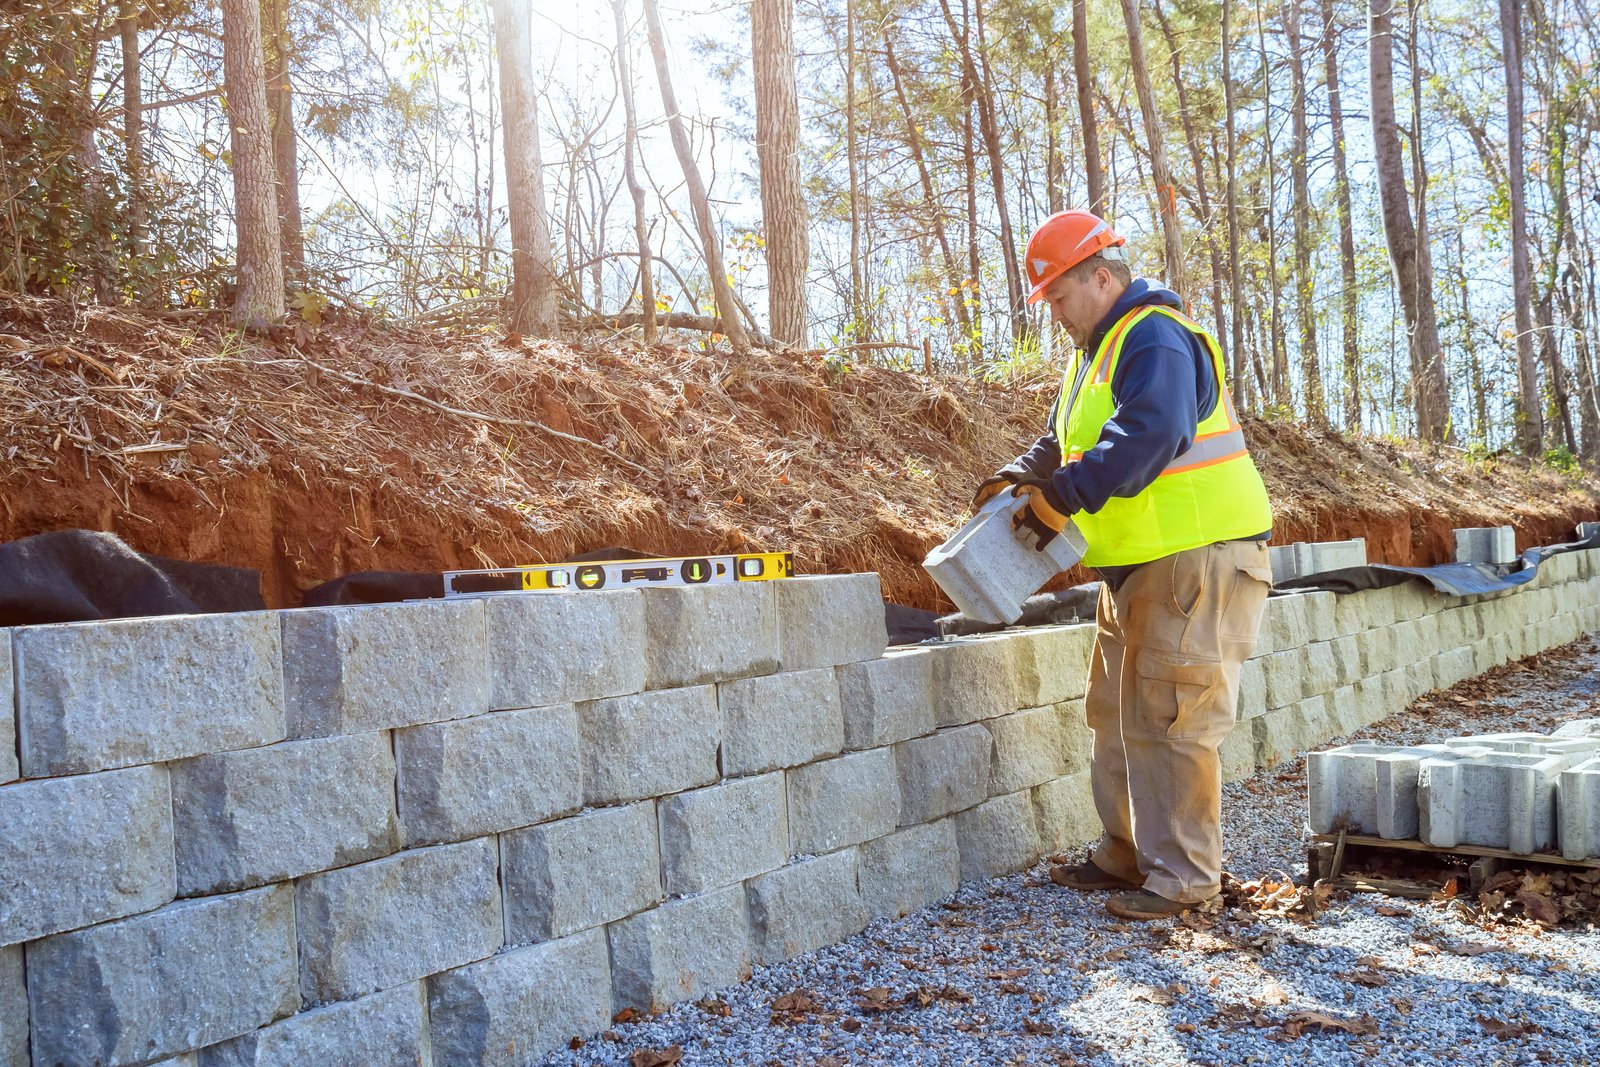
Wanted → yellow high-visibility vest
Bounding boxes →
[1051,304,1273,567]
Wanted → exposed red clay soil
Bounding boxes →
[1,294,1596,611]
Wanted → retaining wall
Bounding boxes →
[4,547,1600,1065]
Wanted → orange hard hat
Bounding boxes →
[1024,210,1127,304]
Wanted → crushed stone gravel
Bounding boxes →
[539,636,1600,1067]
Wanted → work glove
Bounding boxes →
[1009,477,1072,550]
[969,474,1015,512]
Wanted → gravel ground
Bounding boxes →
[541,636,1600,1067]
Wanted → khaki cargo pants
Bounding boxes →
[1086,540,1272,903]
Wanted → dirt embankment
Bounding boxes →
[1,294,1596,610]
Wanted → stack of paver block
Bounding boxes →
[1309,722,1600,858]
[1268,538,1368,584]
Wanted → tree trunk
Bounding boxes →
[1044,61,1063,215]
[492,0,560,338]
[1071,0,1105,214]
[1500,0,1539,452]
[120,2,148,302]
[1319,0,1361,431]
[262,0,303,277]
[845,0,865,340]
[1368,0,1448,442]
[1284,0,1326,423]
[963,0,981,363]
[1221,0,1248,409]
[884,33,972,344]
[1117,0,1186,296]
[613,0,656,345]
[1406,0,1451,442]
[1256,5,1286,405]
[751,0,808,345]
[940,0,1025,342]
[219,0,284,327]
[641,0,748,353]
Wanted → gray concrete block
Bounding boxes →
[503,801,661,944]
[719,667,844,776]
[1324,686,1363,738]
[1032,771,1100,852]
[197,983,427,1067]
[838,648,935,749]
[1,945,24,1067]
[1268,539,1367,583]
[1259,648,1306,710]
[787,749,898,854]
[16,613,284,776]
[1442,733,1600,759]
[1300,591,1337,643]
[1328,636,1362,688]
[1252,695,1329,769]
[578,686,719,805]
[1419,751,1567,854]
[929,639,1018,726]
[1307,742,1458,838]
[1218,726,1259,782]
[607,885,751,1013]
[1301,642,1339,697]
[1237,658,1267,719]
[1256,595,1309,655]
[1055,699,1092,774]
[984,706,1066,796]
[0,764,174,946]
[1454,525,1518,565]
[776,574,889,671]
[172,733,398,897]
[282,599,488,738]
[1331,592,1370,638]
[395,704,581,847]
[485,589,645,709]
[296,837,503,1004]
[858,821,960,919]
[659,773,788,895]
[642,582,778,688]
[0,630,13,785]
[1553,718,1600,738]
[747,848,868,964]
[1558,756,1600,860]
[1003,624,1094,707]
[895,724,991,825]
[428,930,612,1066]
[954,790,1041,881]
[28,885,298,1067]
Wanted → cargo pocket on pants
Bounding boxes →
[1133,650,1228,739]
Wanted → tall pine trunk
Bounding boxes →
[1071,0,1105,214]
[262,0,303,277]
[1117,0,1186,296]
[1221,0,1249,408]
[120,2,148,301]
[1285,0,1326,423]
[492,0,560,337]
[613,0,656,345]
[219,0,284,327]
[1319,0,1361,430]
[1256,5,1286,405]
[1500,0,1542,453]
[751,0,809,345]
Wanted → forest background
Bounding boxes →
[3,0,1598,463]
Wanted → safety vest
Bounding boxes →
[1052,304,1273,567]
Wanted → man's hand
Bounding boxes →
[1010,482,1072,549]
[970,474,1016,512]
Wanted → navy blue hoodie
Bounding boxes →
[1004,279,1267,582]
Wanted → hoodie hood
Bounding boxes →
[1086,279,1183,351]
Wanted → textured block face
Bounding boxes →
[787,749,898,854]
[395,705,581,846]
[1054,700,1092,774]
[1218,727,1259,783]
[1256,595,1308,655]
[1307,742,1452,838]
[642,583,778,689]
[502,801,661,943]
[895,724,992,825]
[1453,525,1517,565]
[658,773,788,895]
[0,630,13,784]
[838,649,935,749]
[1444,733,1600,759]
[746,849,868,964]
[1328,637,1363,689]
[1300,643,1339,698]
[1419,752,1566,854]
[858,821,959,919]
[172,733,399,897]
[281,599,489,738]
[1553,718,1600,739]
[28,886,298,1067]
[607,886,752,1013]
[1331,592,1370,638]
[295,837,503,1004]
[955,791,1041,881]
[1,945,24,1067]
[0,764,174,946]
[776,574,889,671]
[1031,771,1100,853]
[16,613,284,776]
[984,707,1065,796]
[719,668,845,776]
[1236,658,1267,719]
[1259,648,1306,710]
[1299,592,1336,642]
[428,931,612,1066]
[929,640,1018,727]
[1004,625,1093,707]
[485,590,645,710]
[197,983,427,1067]
[1252,696,1328,769]
[578,686,719,805]
[1558,757,1600,860]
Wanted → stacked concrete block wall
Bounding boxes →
[5,543,1600,1065]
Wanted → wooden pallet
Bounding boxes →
[1307,830,1600,899]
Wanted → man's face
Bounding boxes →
[1042,267,1116,347]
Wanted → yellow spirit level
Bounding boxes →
[441,551,795,597]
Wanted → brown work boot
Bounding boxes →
[1104,889,1214,921]
[1049,858,1140,892]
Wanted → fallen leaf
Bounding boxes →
[1346,969,1388,988]
[1133,987,1175,1006]
[772,990,821,1015]
[1102,948,1131,962]
[1392,998,1412,1016]
[1277,1011,1379,1039]
[1176,1022,1197,1033]
[1023,1020,1057,1036]
[696,996,731,1017]
[987,968,1031,980]
[1516,889,1561,926]
[1479,1016,1542,1040]
[1375,905,1410,917]
[568,1036,585,1050]
[855,987,901,1013]
[839,1017,862,1033]
[1261,983,1289,1006]
[630,1047,683,1067]
[612,1008,641,1025]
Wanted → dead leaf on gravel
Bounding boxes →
[695,996,731,1017]
[855,987,902,1013]
[1023,1020,1058,1036]
[1133,987,1175,1006]
[1101,947,1131,962]
[1275,1011,1379,1039]
[1345,968,1389,988]
[1391,998,1412,1016]
[630,1047,683,1067]
[1479,1016,1542,1040]
[912,984,973,1007]
[987,968,1030,980]
[839,1017,862,1033]
[1175,1022,1197,1033]
[1260,983,1289,1006]
[612,1007,641,1025]
[1375,905,1409,916]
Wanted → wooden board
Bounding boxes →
[1309,832,1600,871]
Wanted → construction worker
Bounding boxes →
[973,209,1274,920]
